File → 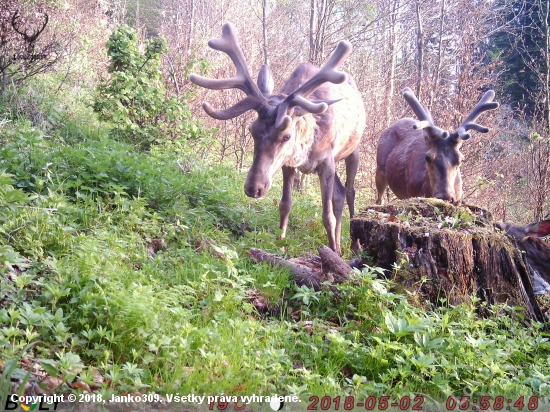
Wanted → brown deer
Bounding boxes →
[375,88,499,204]
[495,220,550,295]
[189,23,366,254]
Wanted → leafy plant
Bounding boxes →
[93,26,202,149]
[292,284,322,306]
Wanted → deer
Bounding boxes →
[494,219,550,295]
[375,87,499,205]
[189,23,366,254]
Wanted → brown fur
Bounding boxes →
[244,63,365,255]
[190,23,366,254]
[495,220,550,293]
[376,118,463,203]
[375,88,497,205]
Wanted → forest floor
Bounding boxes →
[2,79,550,410]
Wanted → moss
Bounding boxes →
[356,198,493,233]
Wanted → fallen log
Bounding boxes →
[248,246,354,291]
[350,198,545,323]
[248,248,323,290]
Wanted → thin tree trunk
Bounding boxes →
[319,0,327,60]
[430,0,446,107]
[309,0,316,62]
[262,0,269,66]
[312,0,327,64]
[187,0,195,54]
[385,0,400,126]
[166,56,181,96]
[538,0,550,221]
[415,0,423,98]
[545,0,550,132]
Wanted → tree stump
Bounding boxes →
[350,198,545,323]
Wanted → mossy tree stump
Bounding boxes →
[350,198,545,323]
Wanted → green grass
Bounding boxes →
[1,80,550,409]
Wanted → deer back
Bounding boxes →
[519,237,550,283]
[279,63,365,173]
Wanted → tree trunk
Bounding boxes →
[309,0,316,63]
[350,199,545,323]
[385,0,400,126]
[540,0,550,221]
[415,0,423,98]
[187,0,196,55]
[262,0,269,66]
[429,0,446,107]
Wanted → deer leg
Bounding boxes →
[317,158,339,254]
[279,166,295,239]
[344,146,360,218]
[332,172,346,255]
[375,168,387,205]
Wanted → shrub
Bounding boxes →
[93,26,199,149]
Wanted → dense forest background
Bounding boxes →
[2,0,550,223]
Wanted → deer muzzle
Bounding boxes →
[244,167,272,199]
[433,191,456,203]
[244,181,270,198]
[244,145,281,199]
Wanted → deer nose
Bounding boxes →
[244,185,265,198]
[438,195,455,203]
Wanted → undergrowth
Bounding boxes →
[1,80,550,408]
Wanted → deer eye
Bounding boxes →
[281,134,291,142]
[425,154,433,163]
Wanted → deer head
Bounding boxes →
[403,87,499,202]
[189,22,350,199]
[495,220,550,239]
[495,219,550,295]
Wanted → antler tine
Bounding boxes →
[402,87,448,139]
[189,22,266,120]
[189,22,263,98]
[289,41,351,100]
[275,41,351,129]
[402,88,431,122]
[202,97,262,120]
[456,90,499,140]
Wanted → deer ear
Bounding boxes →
[524,220,550,237]
[258,65,274,96]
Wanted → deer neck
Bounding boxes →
[284,114,317,169]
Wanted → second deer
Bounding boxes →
[375,88,499,204]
